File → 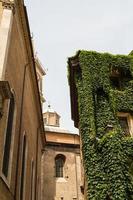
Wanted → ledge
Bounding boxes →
[55,177,67,183]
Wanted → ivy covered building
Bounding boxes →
[68,50,133,200]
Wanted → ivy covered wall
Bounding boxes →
[68,51,133,200]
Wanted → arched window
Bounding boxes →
[55,154,65,178]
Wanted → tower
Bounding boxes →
[43,105,60,127]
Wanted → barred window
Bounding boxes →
[55,154,65,177]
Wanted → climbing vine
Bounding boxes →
[68,51,133,199]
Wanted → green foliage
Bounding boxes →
[70,51,133,199]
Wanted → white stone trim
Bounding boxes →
[0,6,13,79]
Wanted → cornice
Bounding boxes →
[68,53,80,128]
[17,5,45,142]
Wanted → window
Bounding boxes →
[106,195,111,200]
[110,68,132,90]
[117,112,133,136]
[110,76,120,89]
[44,117,47,124]
[56,119,59,126]
[37,74,41,91]
[30,160,35,200]
[55,154,65,178]
[2,93,15,177]
[50,113,54,117]
[118,116,130,136]
[110,69,121,90]
[20,135,27,200]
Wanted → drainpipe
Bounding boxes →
[74,135,79,200]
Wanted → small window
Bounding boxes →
[106,195,111,200]
[44,118,47,124]
[118,116,130,136]
[2,93,15,177]
[55,154,65,178]
[110,76,120,89]
[50,113,54,117]
[110,68,133,90]
[110,68,121,89]
[56,119,59,125]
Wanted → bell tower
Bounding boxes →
[43,105,60,127]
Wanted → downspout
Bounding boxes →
[74,135,79,200]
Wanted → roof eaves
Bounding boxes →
[68,51,81,128]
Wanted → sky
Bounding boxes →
[25,0,133,133]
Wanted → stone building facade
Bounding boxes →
[41,107,84,200]
[0,0,45,199]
